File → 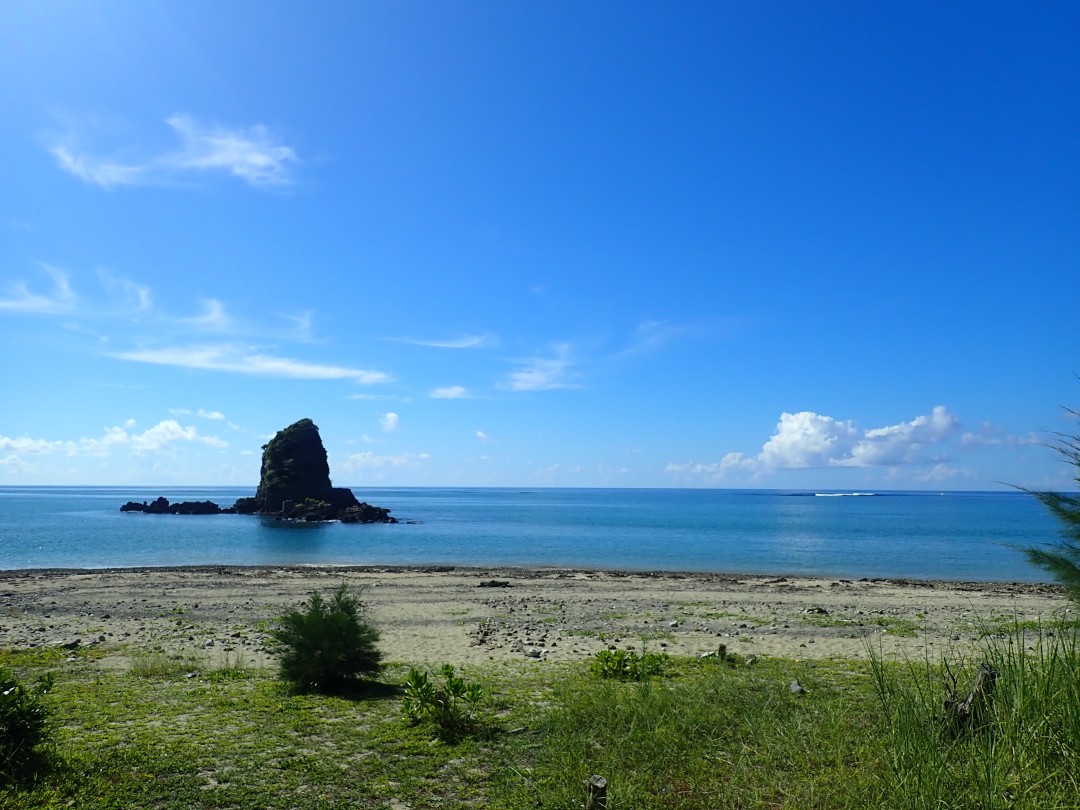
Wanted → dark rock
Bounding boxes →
[339,502,396,523]
[251,419,353,513]
[120,498,223,515]
[231,497,259,514]
[120,496,171,514]
[120,418,395,524]
[169,500,223,515]
[478,580,511,588]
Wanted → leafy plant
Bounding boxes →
[1,668,54,782]
[589,648,667,681]
[1022,403,1080,600]
[270,583,381,693]
[402,664,483,741]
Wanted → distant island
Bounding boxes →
[121,418,396,524]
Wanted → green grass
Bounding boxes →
[2,618,1079,808]
[873,616,922,637]
[499,656,886,808]
[975,612,1080,638]
[869,618,1080,809]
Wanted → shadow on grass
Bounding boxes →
[284,677,405,701]
[0,749,54,792]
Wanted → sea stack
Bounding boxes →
[122,418,395,523]
[233,418,396,523]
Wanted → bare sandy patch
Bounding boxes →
[0,566,1068,671]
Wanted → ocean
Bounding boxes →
[0,486,1064,582]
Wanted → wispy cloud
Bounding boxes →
[960,421,1040,447]
[170,408,227,421]
[112,343,391,383]
[475,430,491,443]
[380,412,400,432]
[182,298,232,331]
[499,343,577,392]
[276,310,314,341]
[50,114,298,189]
[340,450,430,471]
[96,269,153,312]
[612,318,743,360]
[0,264,77,314]
[430,386,471,399]
[382,333,496,349]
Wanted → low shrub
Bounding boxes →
[589,648,667,681]
[270,583,382,693]
[0,668,54,783]
[402,664,483,741]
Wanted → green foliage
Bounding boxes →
[402,664,483,741]
[869,619,1080,809]
[0,668,54,782]
[589,648,667,681]
[255,418,333,510]
[1024,406,1080,601]
[270,583,382,693]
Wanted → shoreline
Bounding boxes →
[0,562,1059,590]
[0,565,1069,671]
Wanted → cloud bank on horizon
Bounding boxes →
[665,406,1039,486]
[1,2,1076,490]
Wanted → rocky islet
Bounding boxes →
[120,418,395,524]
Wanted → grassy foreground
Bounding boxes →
[2,625,1079,809]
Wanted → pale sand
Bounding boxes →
[0,566,1070,672]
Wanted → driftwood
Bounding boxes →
[944,662,998,730]
[585,774,608,809]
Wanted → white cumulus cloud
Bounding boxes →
[667,406,963,482]
[1,420,227,464]
[380,412,400,432]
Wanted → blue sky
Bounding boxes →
[1,1,1077,490]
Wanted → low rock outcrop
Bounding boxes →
[120,497,226,515]
[120,418,396,524]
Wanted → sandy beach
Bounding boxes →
[0,566,1070,671]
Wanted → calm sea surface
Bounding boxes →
[0,487,1065,582]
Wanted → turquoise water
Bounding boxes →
[0,486,1063,581]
